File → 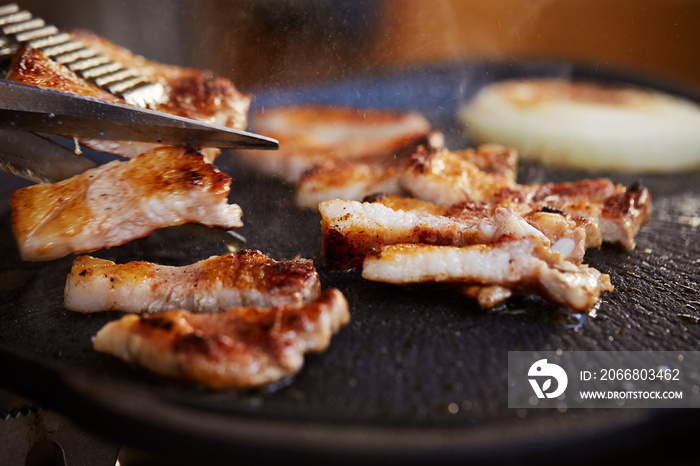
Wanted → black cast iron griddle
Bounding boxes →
[0,61,699,464]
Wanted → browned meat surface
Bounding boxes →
[362,238,613,311]
[65,251,321,313]
[92,289,350,389]
[236,106,437,183]
[11,146,242,261]
[401,146,515,205]
[295,131,444,208]
[402,147,651,249]
[320,192,593,269]
[318,197,588,270]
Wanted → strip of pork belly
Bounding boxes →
[92,289,350,389]
[442,200,593,263]
[493,179,650,249]
[296,161,404,209]
[401,146,515,205]
[65,250,320,313]
[11,146,242,261]
[362,239,613,311]
[295,131,445,209]
[7,30,251,161]
[456,143,519,182]
[372,192,593,258]
[235,106,436,182]
[402,147,651,249]
[319,199,555,270]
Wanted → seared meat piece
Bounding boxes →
[295,131,444,209]
[401,146,514,205]
[6,30,250,161]
[362,238,613,311]
[318,198,580,269]
[494,179,651,249]
[402,147,651,249]
[462,285,514,309]
[443,200,591,263]
[236,106,438,183]
[65,251,321,313]
[93,289,350,389]
[296,158,406,210]
[11,146,242,261]
[455,143,518,181]
[375,193,593,259]
[362,193,449,216]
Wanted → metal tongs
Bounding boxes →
[0,2,277,183]
[0,79,278,182]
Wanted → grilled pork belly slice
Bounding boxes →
[494,179,651,250]
[403,147,651,249]
[362,238,613,311]
[462,285,514,309]
[443,200,594,263]
[235,106,437,183]
[11,146,242,261]
[92,289,350,389]
[65,250,320,313]
[401,146,515,206]
[296,159,405,210]
[363,193,449,216]
[453,143,518,181]
[319,198,570,269]
[374,193,593,259]
[7,30,251,161]
[295,131,445,209]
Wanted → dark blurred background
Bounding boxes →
[17,0,700,94]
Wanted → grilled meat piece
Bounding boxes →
[236,106,437,183]
[441,198,592,263]
[92,289,350,389]
[6,30,251,161]
[296,158,406,210]
[462,285,513,309]
[401,146,515,206]
[493,179,651,249]
[11,146,242,261]
[319,198,574,270]
[362,193,449,216]
[295,131,444,209]
[453,143,518,181]
[403,147,651,249]
[362,238,613,311]
[65,251,321,313]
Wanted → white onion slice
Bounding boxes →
[460,79,700,173]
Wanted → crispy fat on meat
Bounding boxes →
[11,146,242,261]
[319,199,554,270]
[495,179,651,249]
[362,239,613,311]
[443,200,593,263]
[65,251,321,313]
[296,159,405,210]
[295,131,445,209]
[92,289,350,389]
[236,106,437,183]
[401,146,515,205]
[403,147,651,249]
[7,31,251,161]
